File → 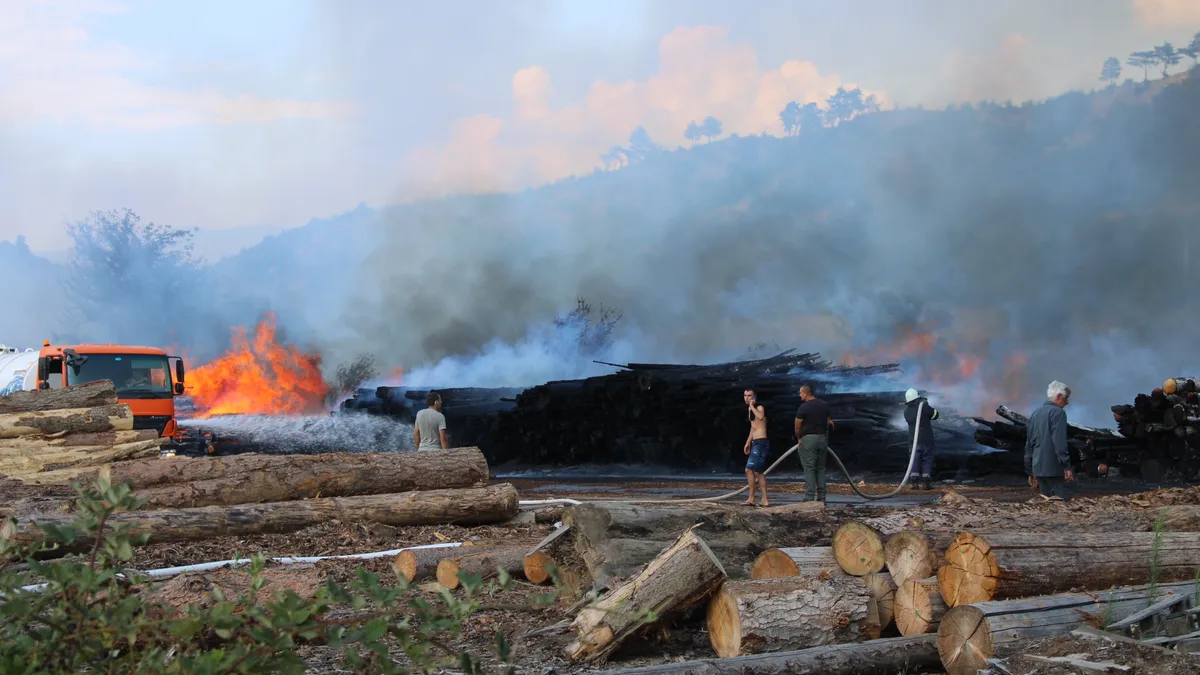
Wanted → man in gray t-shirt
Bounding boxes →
[414,391,448,450]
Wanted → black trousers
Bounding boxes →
[1036,475,1072,500]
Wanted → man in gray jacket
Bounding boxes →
[1024,380,1075,500]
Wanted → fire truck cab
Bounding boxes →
[33,342,187,440]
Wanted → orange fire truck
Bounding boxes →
[1,341,190,448]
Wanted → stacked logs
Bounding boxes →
[1,382,522,554]
[0,380,166,482]
[338,349,1010,476]
[558,512,1200,673]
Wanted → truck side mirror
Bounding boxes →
[37,356,48,382]
[174,382,185,395]
[173,357,185,384]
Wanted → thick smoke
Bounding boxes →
[7,69,1200,432]
[337,72,1200,427]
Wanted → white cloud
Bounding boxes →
[1131,0,1200,29]
[395,25,887,198]
[0,0,353,130]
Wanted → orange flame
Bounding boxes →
[186,314,330,417]
[839,325,1027,417]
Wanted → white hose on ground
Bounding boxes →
[515,401,928,506]
[12,542,462,596]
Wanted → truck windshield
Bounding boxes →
[66,354,172,398]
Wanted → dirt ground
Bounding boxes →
[4,478,1199,673]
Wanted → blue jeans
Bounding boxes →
[746,438,769,473]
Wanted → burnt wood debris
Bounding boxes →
[333,349,1022,477]
[973,376,1200,481]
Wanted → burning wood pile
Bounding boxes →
[973,375,1200,481]
[1,381,520,550]
[518,501,1200,674]
[343,349,1007,475]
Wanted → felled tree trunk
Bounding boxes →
[705,575,876,657]
[883,531,953,587]
[894,577,947,636]
[0,380,118,414]
[1159,505,1200,531]
[0,405,133,439]
[566,527,726,664]
[937,531,1200,606]
[588,635,941,675]
[393,545,473,582]
[937,581,1197,675]
[832,521,886,576]
[561,501,833,590]
[436,546,527,589]
[749,549,895,636]
[76,447,492,508]
[3,484,520,551]
[749,546,843,579]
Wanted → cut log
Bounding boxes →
[71,447,490,508]
[0,405,133,439]
[589,635,941,675]
[937,581,1196,675]
[560,501,831,591]
[863,572,897,631]
[750,546,844,579]
[393,545,477,583]
[0,380,118,414]
[0,438,166,482]
[883,531,954,587]
[566,526,726,663]
[2,484,520,550]
[894,577,947,636]
[832,521,886,576]
[937,531,1200,606]
[1162,377,1200,395]
[706,575,876,657]
[0,430,158,449]
[524,551,556,584]
[436,546,527,589]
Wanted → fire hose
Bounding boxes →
[518,401,927,506]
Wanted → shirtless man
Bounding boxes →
[743,388,770,507]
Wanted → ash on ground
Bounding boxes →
[180,414,415,454]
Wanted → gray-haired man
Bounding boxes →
[1024,380,1074,500]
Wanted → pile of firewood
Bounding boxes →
[0,381,520,552]
[974,375,1200,480]
[0,380,166,483]
[516,502,1200,673]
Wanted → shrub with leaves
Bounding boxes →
[0,477,554,674]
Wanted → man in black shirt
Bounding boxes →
[794,383,835,502]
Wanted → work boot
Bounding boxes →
[921,476,932,490]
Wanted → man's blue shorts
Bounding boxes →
[746,438,769,473]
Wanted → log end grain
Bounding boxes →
[884,531,934,587]
[749,548,800,579]
[705,583,744,658]
[895,578,946,636]
[832,521,885,576]
[436,557,464,588]
[394,550,419,582]
[863,572,897,629]
[937,532,999,607]
[524,551,555,585]
[936,605,992,675]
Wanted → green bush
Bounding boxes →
[0,477,556,674]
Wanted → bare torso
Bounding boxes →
[749,404,767,439]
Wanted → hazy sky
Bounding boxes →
[1,0,1197,253]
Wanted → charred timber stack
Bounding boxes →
[340,350,1002,474]
[973,375,1200,480]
